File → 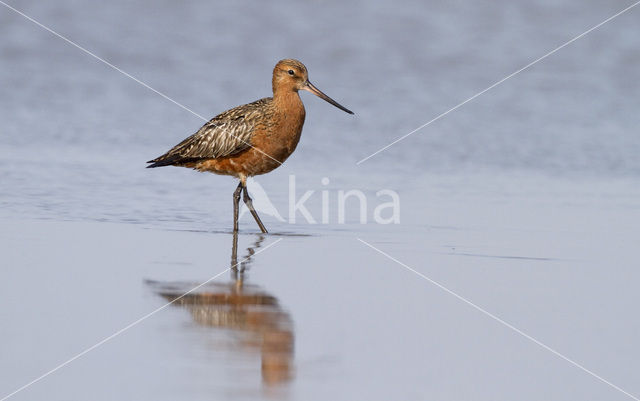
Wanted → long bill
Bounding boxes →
[303,81,354,115]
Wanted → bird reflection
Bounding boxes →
[149,232,294,386]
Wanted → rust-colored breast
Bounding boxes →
[190,92,306,178]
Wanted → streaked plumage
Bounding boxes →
[147,59,353,233]
[147,98,272,167]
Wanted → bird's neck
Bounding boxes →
[272,89,305,115]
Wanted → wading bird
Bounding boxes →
[147,59,353,233]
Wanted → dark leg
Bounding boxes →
[230,230,239,280]
[233,182,242,232]
[242,183,268,233]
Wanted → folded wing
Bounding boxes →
[147,98,272,168]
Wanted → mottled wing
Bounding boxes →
[147,98,272,167]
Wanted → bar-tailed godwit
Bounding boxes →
[147,59,353,233]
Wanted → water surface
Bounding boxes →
[1,1,640,400]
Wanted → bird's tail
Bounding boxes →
[146,154,181,168]
[146,154,204,168]
[146,160,170,168]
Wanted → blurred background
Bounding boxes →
[1,0,639,226]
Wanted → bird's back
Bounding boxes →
[147,97,275,168]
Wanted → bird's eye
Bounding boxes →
[288,69,295,76]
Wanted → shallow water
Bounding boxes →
[1,0,640,400]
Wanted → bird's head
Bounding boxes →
[272,59,353,114]
[273,59,309,92]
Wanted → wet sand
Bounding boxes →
[2,0,640,399]
[2,172,639,400]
